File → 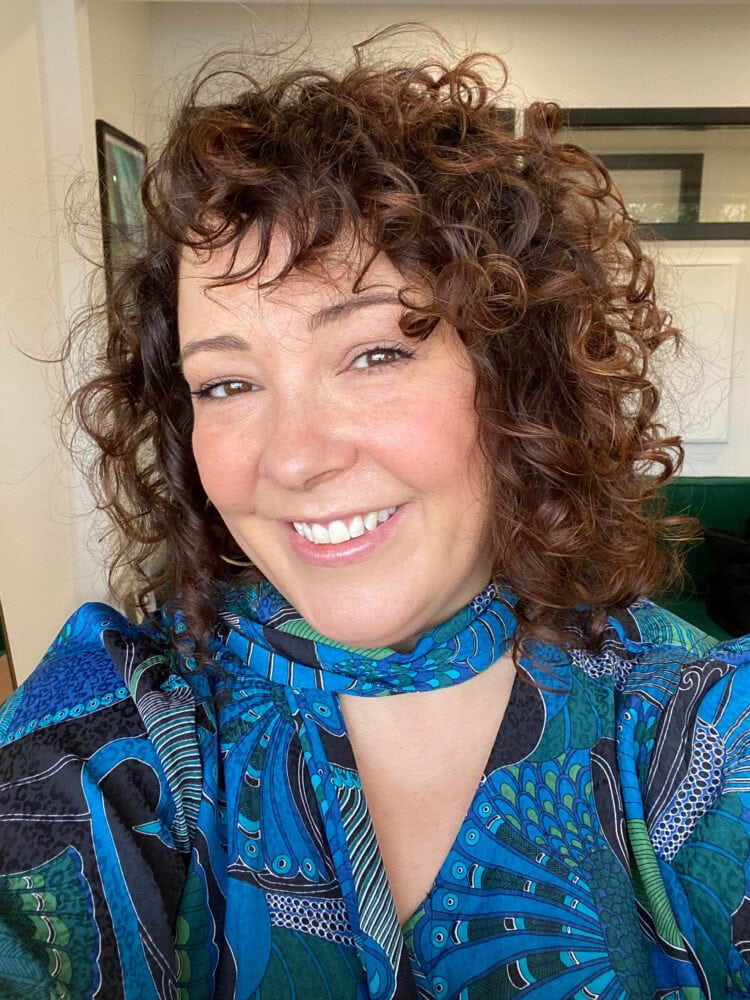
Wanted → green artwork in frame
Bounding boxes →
[95,119,147,297]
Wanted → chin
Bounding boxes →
[324,623,409,652]
[299,604,412,652]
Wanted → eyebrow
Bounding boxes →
[180,292,402,365]
[307,292,401,330]
[180,334,248,366]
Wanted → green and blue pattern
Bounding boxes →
[0,585,749,998]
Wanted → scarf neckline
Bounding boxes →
[213,581,516,695]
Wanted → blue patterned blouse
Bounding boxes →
[0,584,749,999]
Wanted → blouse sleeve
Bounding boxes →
[0,603,202,999]
[618,628,750,997]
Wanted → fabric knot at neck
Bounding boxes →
[216,581,516,695]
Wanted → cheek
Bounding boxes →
[191,425,259,511]
[396,391,483,486]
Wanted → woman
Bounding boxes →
[1,38,749,1000]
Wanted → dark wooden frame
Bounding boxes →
[598,152,704,225]
[95,119,147,296]
[565,107,750,240]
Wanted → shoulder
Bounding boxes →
[605,598,750,789]
[0,602,205,851]
[1,603,174,744]
[0,604,209,993]
[602,600,750,825]
[605,598,749,703]
[1,604,137,742]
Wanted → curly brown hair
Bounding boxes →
[69,36,689,660]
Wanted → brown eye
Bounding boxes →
[352,346,413,369]
[193,379,255,400]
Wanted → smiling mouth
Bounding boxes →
[292,507,398,545]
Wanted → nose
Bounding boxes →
[257,386,357,492]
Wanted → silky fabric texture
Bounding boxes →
[0,585,749,998]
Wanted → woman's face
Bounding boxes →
[179,234,494,650]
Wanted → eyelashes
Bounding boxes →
[190,379,258,400]
[350,344,415,369]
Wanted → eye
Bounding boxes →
[351,345,414,370]
[191,379,257,400]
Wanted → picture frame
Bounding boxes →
[491,107,517,133]
[598,153,704,226]
[95,119,147,295]
[564,107,750,240]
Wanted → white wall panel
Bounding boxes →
[653,243,750,475]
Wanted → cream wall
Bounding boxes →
[146,2,750,110]
[88,0,153,138]
[0,1,97,681]
[2,0,749,679]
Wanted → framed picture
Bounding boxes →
[491,107,517,133]
[95,119,147,293]
[564,107,750,239]
[598,153,703,225]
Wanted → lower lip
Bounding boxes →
[285,506,406,566]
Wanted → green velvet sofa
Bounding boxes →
[661,476,750,639]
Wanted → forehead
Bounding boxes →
[178,234,408,345]
[178,231,407,320]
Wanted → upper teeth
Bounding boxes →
[293,507,397,545]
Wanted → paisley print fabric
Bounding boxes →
[0,585,749,999]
